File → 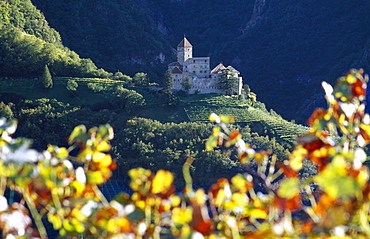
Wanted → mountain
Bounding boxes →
[9,0,370,121]
[0,0,110,77]
[31,0,174,79]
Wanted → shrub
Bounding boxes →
[66,80,78,91]
[87,83,105,92]
[0,102,14,119]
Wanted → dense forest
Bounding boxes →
[31,0,370,121]
[0,0,111,77]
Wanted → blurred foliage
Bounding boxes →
[0,69,370,238]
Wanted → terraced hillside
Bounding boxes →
[181,94,309,144]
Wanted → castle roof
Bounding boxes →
[171,67,183,74]
[226,65,240,74]
[177,37,192,48]
[210,63,226,74]
[169,62,182,67]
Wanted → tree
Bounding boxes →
[217,68,239,95]
[0,102,14,119]
[41,64,53,89]
[113,86,145,113]
[243,84,257,102]
[133,72,148,86]
[162,69,174,91]
[182,77,191,93]
[66,80,78,97]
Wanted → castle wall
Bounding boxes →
[184,57,210,78]
[170,37,243,95]
[177,46,192,65]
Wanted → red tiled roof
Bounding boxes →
[169,62,182,66]
[171,67,183,74]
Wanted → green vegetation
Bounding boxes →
[30,0,370,121]
[66,80,78,92]
[216,68,239,95]
[31,0,174,78]
[132,72,149,86]
[0,74,310,187]
[41,65,53,89]
[0,0,111,78]
[162,69,174,91]
[1,70,370,238]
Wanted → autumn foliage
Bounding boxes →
[0,69,370,238]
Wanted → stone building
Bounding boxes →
[168,37,243,94]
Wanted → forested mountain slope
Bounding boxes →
[33,0,370,121]
[0,0,109,77]
[31,0,174,79]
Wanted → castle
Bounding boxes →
[168,37,243,95]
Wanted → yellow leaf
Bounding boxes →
[209,113,220,123]
[194,188,207,205]
[346,73,357,84]
[92,152,112,167]
[71,181,86,194]
[314,156,362,199]
[47,213,62,230]
[96,141,111,152]
[206,135,218,151]
[220,115,235,124]
[172,207,192,225]
[151,170,173,194]
[87,171,105,184]
[277,178,300,199]
[249,208,267,219]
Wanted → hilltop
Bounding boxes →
[31,0,370,121]
[0,76,311,185]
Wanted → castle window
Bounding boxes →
[193,71,195,73]
[194,60,195,63]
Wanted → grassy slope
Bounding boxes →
[0,77,309,140]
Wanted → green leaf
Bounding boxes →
[68,125,87,144]
[205,135,218,151]
[277,178,300,199]
[314,156,363,199]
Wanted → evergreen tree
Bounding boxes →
[41,65,53,89]
[133,72,148,86]
[182,77,191,93]
[162,69,174,91]
[217,68,238,95]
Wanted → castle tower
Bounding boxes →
[177,37,192,66]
